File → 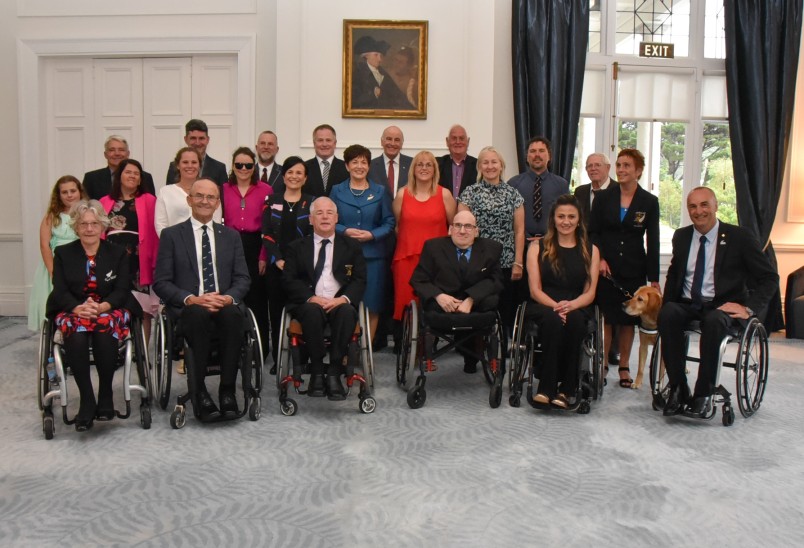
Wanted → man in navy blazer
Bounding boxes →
[153,178,251,420]
[165,119,228,186]
[283,197,367,400]
[256,130,284,192]
[659,187,778,418]
[437,125,477,199]
[304,124,349,197]
[83,135,156,200]
[368,126,412,195]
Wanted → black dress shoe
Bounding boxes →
[95,408,115,421]
[75,418,94,432]
[663,385,687,417]
[308,374,326,397]
[219,393,239,419]
[326,374,346,401]
[269,364,277,375]
[689,396,712,418]
[463,360,478,374]
[197,391,221,420]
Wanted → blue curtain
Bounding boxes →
[725,0,802,330]
[512,0,589,179]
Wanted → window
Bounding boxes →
[615,0,691,57]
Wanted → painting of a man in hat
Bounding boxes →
[351,35,415,111]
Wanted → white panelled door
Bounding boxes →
[42,55,236,193]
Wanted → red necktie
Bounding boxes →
[387,159,395,194]
[261,167,268,183]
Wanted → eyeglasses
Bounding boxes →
[452,222,476,231]
[234,162,255,170]
[191,194,219,203]
[78,221,101,229]
[415,162,435,169]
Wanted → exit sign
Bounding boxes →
[639,42,675,58]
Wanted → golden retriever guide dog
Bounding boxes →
[623,286,662,389]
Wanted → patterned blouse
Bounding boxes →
[458,180,524,268]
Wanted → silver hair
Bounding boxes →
[104,135,129,150]
[586,152,610,166]
[68,200,110,230]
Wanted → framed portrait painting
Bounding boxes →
[342,19,428,119]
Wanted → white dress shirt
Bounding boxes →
[190,217,219,294]
[313,233,341,299]
[683,220,719,301]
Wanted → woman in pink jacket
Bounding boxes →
[99,158,159,338]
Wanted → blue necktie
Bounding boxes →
[690,235,707,307]
[201,225,216,294]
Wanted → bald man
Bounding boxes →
[368,125,412,196]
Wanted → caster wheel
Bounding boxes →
[141,407,152,430]
[249,397,261,421]
[170,408,186,429]
[722,406,735,427]
[652,393,666,412]
[489,383,502,409]
[407,387,426,409]
[280,399,297,416]
[509,394,521,408]
[359,396,377,414]
[43,416,54,440]
[577,401,591,415]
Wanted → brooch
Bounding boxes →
[633,211,646,225]
[345,264,353,277]
[367,194,374,201]
[104,270,117,282]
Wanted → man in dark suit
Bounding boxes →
[437,125,477,199]
[410,210,504,372]
[351,36,415,111]
[153,178,251,421]
[368,125,412,195]
[304,124,349,197]
[82,135,156,200]
[574,152,615,227]
[283,197,367,400]
[368,125,412,351]
[256,130,284,192]
[659,186,778,418]
[165,119,228,187]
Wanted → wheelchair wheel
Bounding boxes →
[247,308,265,367]
[132,319,152,405]
[735,318,769,418]
[396,302,417,388]
[249,397,261,420]
[359,396,377,414]
[489,379,503,408]
[37,320,52,411]
[280,398,297,416]
[43,415,54,440]
[155,311,173,410]
[482,314,506,386]
[591,307,605,400]
[509,303,527,382]
[170,406,186,429]
[648,334,670,411]
[407,385,426,409]
[276,310,290,389]
[140,407,152,429]
[359,302,375,390]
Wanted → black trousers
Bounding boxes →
[180,304,244,394]
[64,331,120,419]
[292,302,357,376]
[658,301,742,398]
[265,263,285,366]
[240,232,270,359]
[526,303,587,398]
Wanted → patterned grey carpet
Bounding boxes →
[2,315,804,547]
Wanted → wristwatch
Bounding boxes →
[745,306,755,317]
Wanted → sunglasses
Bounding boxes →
[234,162,255,170]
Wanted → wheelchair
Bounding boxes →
[396,300,506,409]
[154,305,263,429]
[648,316,769,426]
[37,315,152,439]
[275,301,375,415]
[507,302,605,414]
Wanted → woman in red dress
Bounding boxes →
[391,150,456,321]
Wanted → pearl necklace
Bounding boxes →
[349,185,368,197]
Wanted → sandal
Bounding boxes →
[532,393,550,405]
[618,366,633,388]
[551,393,569,409]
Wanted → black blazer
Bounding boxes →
[165,154,229,187]
[589,184,660,283]
[261,193,314,264]
[663,222,779,314]
[574,178,616,228]
[368,154,412,193]
[437,154,478,197]
[46,239,133,317]
[410,237,504,306]
[282,233,367,308]
[83,167,156,201]
[304,157,349,197]
[152,218,251,319]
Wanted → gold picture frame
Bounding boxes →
[342,19,428,119]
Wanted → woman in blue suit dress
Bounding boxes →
[330,144,395,340]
